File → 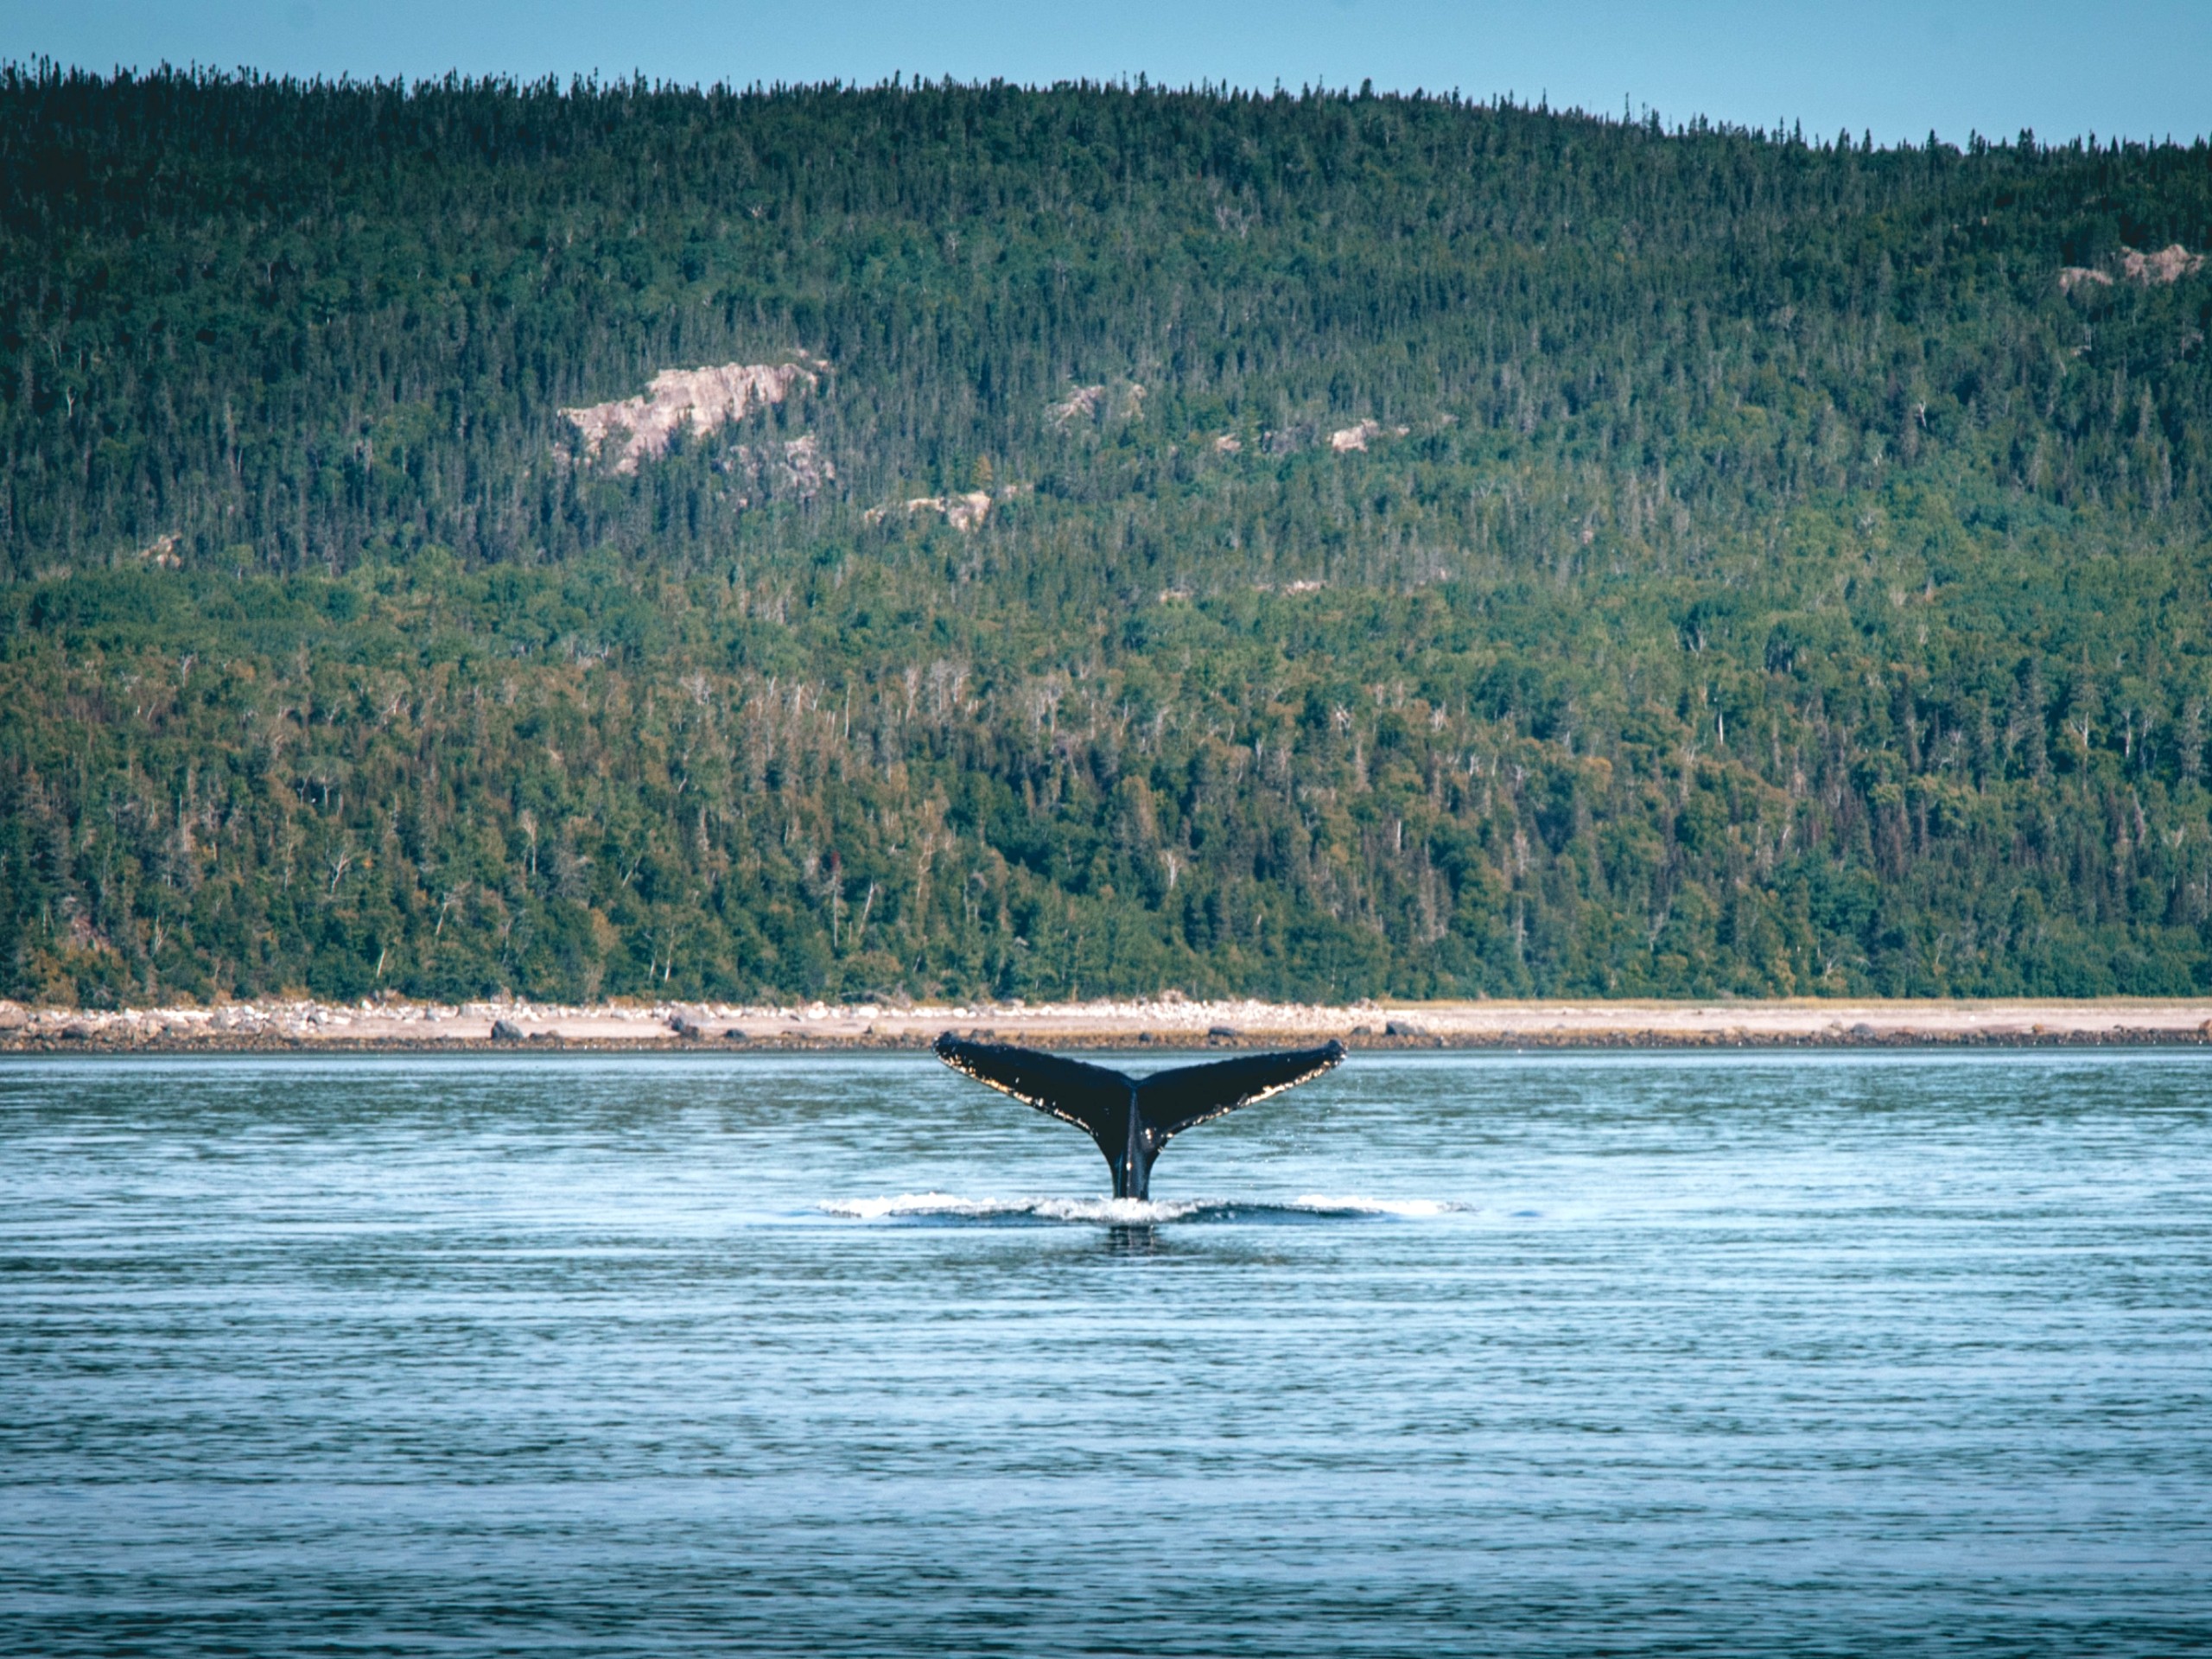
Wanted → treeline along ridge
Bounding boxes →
[5,67,2212,1002]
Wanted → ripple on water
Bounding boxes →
[3,1050,2209,1656]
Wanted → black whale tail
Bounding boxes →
[931,1034,1346,1199]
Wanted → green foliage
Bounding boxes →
[4,67,2212,1003]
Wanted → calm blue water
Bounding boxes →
[3,1051,2209,1656]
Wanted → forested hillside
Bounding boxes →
[5,66,2212,1005]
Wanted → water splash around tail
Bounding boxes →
[818,1192,1462,1224]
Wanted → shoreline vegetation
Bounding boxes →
[7,996,2211,1053]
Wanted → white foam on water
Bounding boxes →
[818,1192,1460,1224]
[1288,1194,1456,1217]
[818,1192,1210,1223]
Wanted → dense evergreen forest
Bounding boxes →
[5,65,2212,1006]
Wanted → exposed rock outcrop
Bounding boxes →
[866,490,995,531]
[1330,419,1411,453]
[715,433,834,503]
[1048,381,1144,426]
[2061,245,2202,294]
[2123,245,2204,284]
[1049,384,1105,426]
[562,359,823,474]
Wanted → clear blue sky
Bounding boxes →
[6,0,2208,147]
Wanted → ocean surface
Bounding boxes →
[3,1050,2209,1656]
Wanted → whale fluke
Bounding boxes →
[932,1034,1346,1199]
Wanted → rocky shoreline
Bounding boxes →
[5,995,2212,1054]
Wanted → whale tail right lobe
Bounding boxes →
[1131,1044,1349,1144]
[931,1035,1345,1198]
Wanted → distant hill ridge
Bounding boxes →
[2,68,2210,1004]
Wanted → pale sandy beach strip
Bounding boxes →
[5,996,2212,1052]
